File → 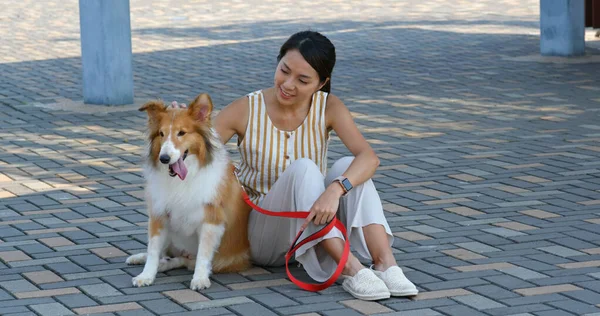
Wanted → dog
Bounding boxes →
[126,93,251,291]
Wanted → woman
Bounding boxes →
[176,30,417,301]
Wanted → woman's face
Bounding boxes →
[274,49,325,107]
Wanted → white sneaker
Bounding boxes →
[341,268,391,301]
[371,265,418,297]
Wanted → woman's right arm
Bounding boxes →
[213,96,249,145]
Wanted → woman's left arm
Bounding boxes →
[301,94,380,228]
[326,94,380,189]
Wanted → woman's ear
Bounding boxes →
[318,77,330,91]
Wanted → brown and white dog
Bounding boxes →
[126,93,251,290]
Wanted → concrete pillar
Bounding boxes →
[79,0,134,105]
[540,0,586,56]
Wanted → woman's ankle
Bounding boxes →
[372,255,398,272]
[342,255,364,276]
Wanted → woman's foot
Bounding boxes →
[370,265,418,297]
[342,269,390,301]
[339,253,390,300]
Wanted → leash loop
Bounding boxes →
[234,166,349,292]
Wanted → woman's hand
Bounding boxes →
[301,183,345,230]
[170,101,186,108]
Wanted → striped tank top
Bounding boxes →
[237,90,330,204]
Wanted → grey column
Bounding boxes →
[540,0,586,56]
[79,0,134,105]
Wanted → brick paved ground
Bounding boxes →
[1,0,600,315]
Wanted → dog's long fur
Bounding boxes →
[126,93,251,290]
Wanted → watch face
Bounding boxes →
[341,178,352,191]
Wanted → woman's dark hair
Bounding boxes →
[277,30,336,93]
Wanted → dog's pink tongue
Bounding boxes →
[170,157,188,180]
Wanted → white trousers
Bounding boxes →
[248,157,394,282]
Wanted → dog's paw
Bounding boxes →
[132,273,155,287]
[126,253,147,265]
[190,276,211,291]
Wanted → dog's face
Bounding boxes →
[139,93,215,180]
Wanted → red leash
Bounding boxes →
[236,170,350,292]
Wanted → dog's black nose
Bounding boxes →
[159,154,170,164]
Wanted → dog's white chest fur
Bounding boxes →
[143,149,228,238]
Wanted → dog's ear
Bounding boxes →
[188,93,213,122]
[139,101,166,117]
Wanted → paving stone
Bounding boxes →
[455,262,515,272]
[0,306,34,315]
[0,288,12,300]
[187,296,254,310]
[46,261,86,274]
[340,299,393,315]
[116,310,156,316]
[55,293,99,308]
[17,243,53,254]
[515,284,583,296]
[561,289,600,305]
[444,206,484,216]
[548,299,600,314]
[394,231,432,241]
[483,275,535,290]
[80,283,122,297]
[0,227,24,238]
[468,284,520,299]
[68,254,108,266]
[73,302,143,315]
[14,287,80,299]
[90,247,128,259]
[413,289,472,301]
[321,309,365,316]
[377,309,442,316]
[1,279,38,293]
[483,227,527,237]
[29,302,74,316]
[559,260,600,269]
[536,309,588,316]
[499,267,549,280]
[139,298,186,314]
[227,278,291,290]
[55,242,111,252]
[250,292,298,308]
[225,302,278,316]
[513,259,561,272]
[23,270,64,284]
[294,292,354,304]
[456,242,501,253]
[488,303,557,316]
[452,294,506,310]
[122,283,187,295]
[0,250,32,264]
[406,225,447,234]
[495,222,538,231]
[442,249,487,260]
[162,289,209,304]
[38,237,74,247]
[422,278,489,291]
[276,301,345,315]
[34,217,66,226]
[533,275,594,287]
[520,210,560,219]
[387,297,457,311]
[538,246,586,257]
[435,304,488,316]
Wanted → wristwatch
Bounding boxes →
[333,176,353,196]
